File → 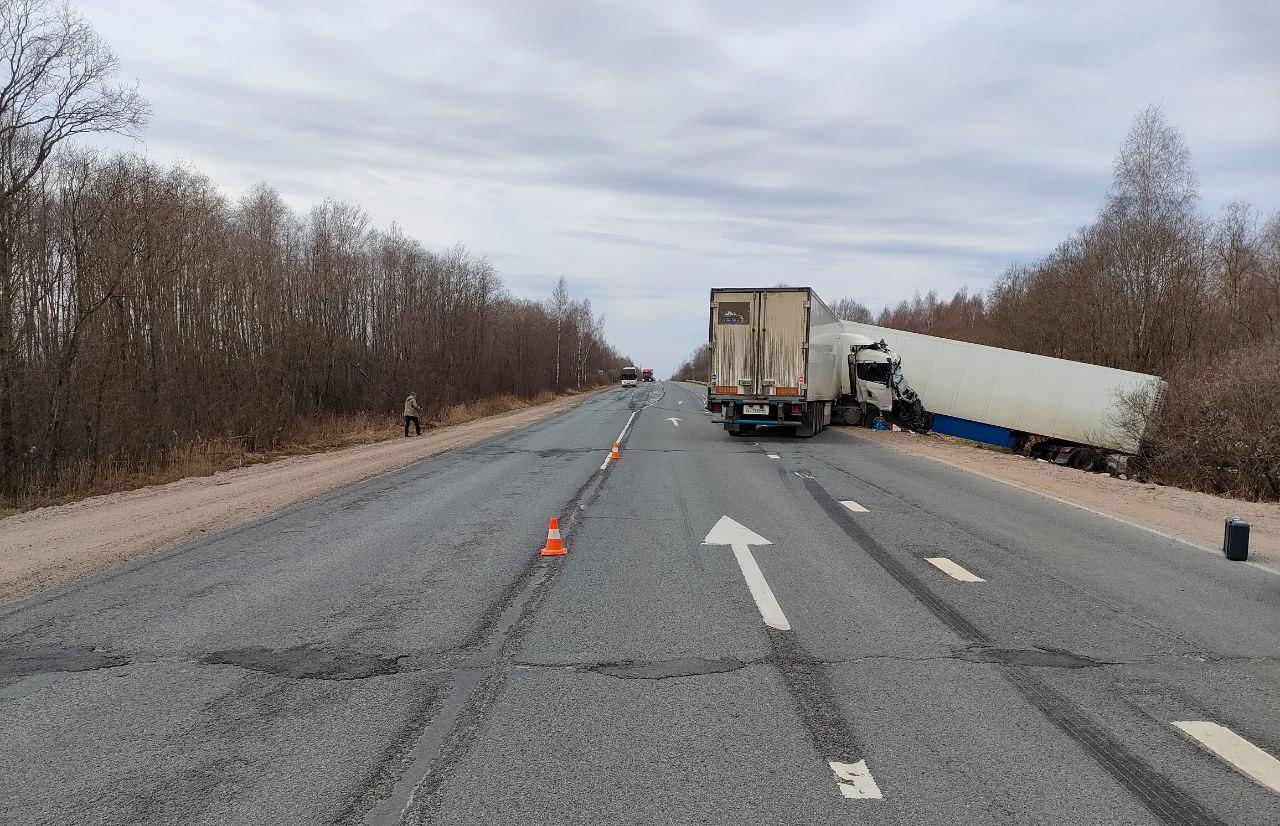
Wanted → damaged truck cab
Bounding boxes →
[840,333,931,430]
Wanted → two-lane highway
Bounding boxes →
[3,381,1279,824]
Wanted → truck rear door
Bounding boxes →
[710,290,757,395]
[711,289,808,397]
[758,290,808,397]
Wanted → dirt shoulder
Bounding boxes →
[842,429,1278,566]
[0,390,602,604]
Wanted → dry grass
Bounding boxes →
[5,387,591,516]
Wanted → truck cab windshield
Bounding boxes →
[856,361,893,385]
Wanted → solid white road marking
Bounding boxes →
[617,410,638,442]
[829,760,883,800]
[840,500,869,513]
[926,557,985,582]
[1174,721,1280,794]
[702,516,790,631]
[601,410,641,469]
[767,454,781,459]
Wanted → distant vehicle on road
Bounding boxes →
[620,366,639,386]
[641,368,654,382]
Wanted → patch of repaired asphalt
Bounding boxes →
[203,646,404,680]
[0,645,130,678]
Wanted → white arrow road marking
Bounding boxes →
[702,516,790,631]
[840,500,869,512]
[926,557,985,582]
[766,454,781,459]
[666,417,681,427]
[677,400,683,404]
[829,760,883,799]
[1174,721,1280,794]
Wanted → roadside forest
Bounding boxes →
[0,1,623,509]
[676,107,1280,500]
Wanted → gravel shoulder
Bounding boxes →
[0,391,601,603]
[841,428,1278,566]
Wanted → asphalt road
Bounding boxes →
[2,381,1279,825]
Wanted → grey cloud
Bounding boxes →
[79,0,1280,374]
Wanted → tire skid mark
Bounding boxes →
[800,475,1228,826]
[351,399,645,826]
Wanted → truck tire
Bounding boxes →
[797,403,818,437]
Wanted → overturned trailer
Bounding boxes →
[841,320,1166,466]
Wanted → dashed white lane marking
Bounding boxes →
[926,557,985,582]
[1174,721,1280,794]
[829,760,883,799]
[842,433,1280,575]
[767,454,781,459]
[840,500,869,513]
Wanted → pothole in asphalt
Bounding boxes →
[957,645,1104,669]
[203,646,403,680]
[588,656,747,679]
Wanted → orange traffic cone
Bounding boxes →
[540,517,567,556]
[609,441,622,461]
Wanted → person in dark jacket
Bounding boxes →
[403,392,421,436]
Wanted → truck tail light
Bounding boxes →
[790,404,804,415]
[710,401,722,413]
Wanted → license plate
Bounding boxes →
[743,404,770,416]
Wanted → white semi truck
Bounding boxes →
[707,287,1165,467]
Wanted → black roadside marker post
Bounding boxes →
[1223,517,1250,561]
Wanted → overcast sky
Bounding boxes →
[79,0,1279,374]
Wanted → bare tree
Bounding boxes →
[0,0,147,496]
[548,276,570,392]
[829,296,873,323]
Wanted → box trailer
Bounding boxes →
[707,288,927,436]
[708,287,840,436]
[841,320,1165,457]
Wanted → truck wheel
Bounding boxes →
[797,404,818,437]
